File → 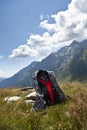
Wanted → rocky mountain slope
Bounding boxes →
[0,39,87,87]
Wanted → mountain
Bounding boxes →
[0,77,5,82]
[57,40,87,81]
[0,39,87,88]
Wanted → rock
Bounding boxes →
[25,100,35,104]
[5,96,21,103]
[26,91,37,99]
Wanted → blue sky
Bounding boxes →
[0,0,87,77]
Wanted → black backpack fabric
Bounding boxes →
[33,70,65,105]
[31,98,46,112]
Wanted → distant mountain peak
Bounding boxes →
[70,40,79,46]
[0,39,87,88]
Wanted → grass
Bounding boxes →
[0,82,87,130]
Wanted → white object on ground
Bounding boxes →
[5,96,21,103]
[25,100,35,104]
[26,91,37,98]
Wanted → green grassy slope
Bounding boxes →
[0,82,87,130]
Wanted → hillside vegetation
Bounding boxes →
[0,82,87,130]
[0,39,87,88]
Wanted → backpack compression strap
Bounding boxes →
[37,79,54,103]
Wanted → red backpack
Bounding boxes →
[33,70,65,104]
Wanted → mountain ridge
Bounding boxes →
[0,39,87,87]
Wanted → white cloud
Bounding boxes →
[0,55,3,60]
[40,14,50,21]
[9,0,87,60]
[68,0,87,13]
[40,20,56,32]
[9,33,53,60]
[51,0,87,42]
[9,44,37,58]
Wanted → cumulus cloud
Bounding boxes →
[40,14,50,21]
[9,0,87,60]
[9,33,53,59]
[68,0,87,13]
[9,44,37,58]
[40,20,56,32]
